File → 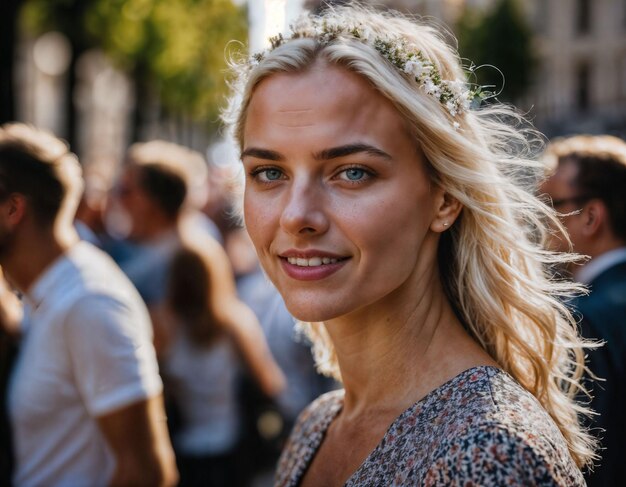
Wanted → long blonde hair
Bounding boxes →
[223,4,596,468]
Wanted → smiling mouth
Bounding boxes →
[285,256,345,267]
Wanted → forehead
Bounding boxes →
[243,62,413,150]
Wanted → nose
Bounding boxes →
[279,179,329,237]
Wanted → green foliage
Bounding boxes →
[21,0,95,49]
[456,0,535,102]
[21,0,248,126]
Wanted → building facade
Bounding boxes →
[304,0,626,137]
[523,0,626,137]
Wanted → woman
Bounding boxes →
[116,140,286,486]
[161,237,282,487]
[224,5,595,486]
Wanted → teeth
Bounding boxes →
[287,256,340,267]
[308,257,322,266]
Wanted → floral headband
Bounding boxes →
[249,18,486,128]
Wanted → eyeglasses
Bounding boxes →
[549,194,593,210]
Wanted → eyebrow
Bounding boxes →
[241,143,392,162]
[314,143,392,161]
[241,148,283,161]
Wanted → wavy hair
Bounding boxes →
[222,4,597,468]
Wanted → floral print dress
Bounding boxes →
[276,366,585,486]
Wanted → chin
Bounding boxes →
[281,294,347,323]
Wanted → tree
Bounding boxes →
[20,0,247,141]
[456,0,535,103]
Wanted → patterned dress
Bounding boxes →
[276,366,585,486]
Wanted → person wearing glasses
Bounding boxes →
[541,135,626,487]
[224,4,596,485]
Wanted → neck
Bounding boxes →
[2,221,78,293]
[324,263,495,418]
[586,236,626,260]
[140,216,179,243]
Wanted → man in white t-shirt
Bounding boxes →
[0,123,178,486]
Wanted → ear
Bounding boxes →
[430,189,463,233]
[581,199,605,238]
[4,193,27,228]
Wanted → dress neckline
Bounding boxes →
[296,365,504,487]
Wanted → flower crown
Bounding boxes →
[249,18,485,128]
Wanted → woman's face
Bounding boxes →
[242,62,444,322]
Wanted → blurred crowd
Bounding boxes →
[0,123,625,487]
[0,126,336,487]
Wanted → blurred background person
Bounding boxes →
[226,227,337,481]
[540,135,626,486]
[112,140,286,486]
[73,163,113,248]
[3,0,626,483]
[0,268,20,486]
[0,123,177,486]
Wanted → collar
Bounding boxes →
[574,247,626,284]
[23,242,81,310]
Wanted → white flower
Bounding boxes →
[251,21,477,125]
[424,79,441,97]
[447,80,464,93]
[404,59,430,78]
[453,121,461,130]
[404,60,418,74]
[446,101,458,116]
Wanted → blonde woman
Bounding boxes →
[224,5,595,486]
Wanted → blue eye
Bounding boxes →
[338,167,372,183]
[345,168,365,180]
[263,168,283,180]
[251,167,284,183]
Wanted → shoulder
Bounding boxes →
[36,243,146,326]
[423,422,584,486]
[422,368,584,486]
[291,389,344,436]
[276,390,344,486]
[61,246,151,336]
[423,423,584,486]
[574,263,626,336]
[65,242,145,300]
[578,262,626,308]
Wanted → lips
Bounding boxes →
[278,250,349,280]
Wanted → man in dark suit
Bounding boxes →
[541,135,626,487]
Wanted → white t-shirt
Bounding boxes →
[8,241,163,487]
[162,332,240,456]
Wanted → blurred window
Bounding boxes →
[576,62,590,111]
[576,0,591,35]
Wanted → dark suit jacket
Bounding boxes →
[573,261,626,487]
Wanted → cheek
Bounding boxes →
[333,189,431,252]
[135,198,153,219]
[243,192,274,254]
